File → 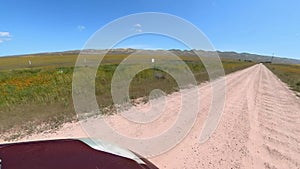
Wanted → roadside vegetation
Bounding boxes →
[265,64,300,94]
[0,53,254,140]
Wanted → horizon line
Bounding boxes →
[0,48,299,61]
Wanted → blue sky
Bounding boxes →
[0,0,299,59]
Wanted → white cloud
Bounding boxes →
[134,23,142,28]
[77,25,86,31]
[0,31,11,43]
[0,31,10,37]
[133,23,142,33]
[115,44,154,50]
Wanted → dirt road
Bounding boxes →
[3,64,300,168]
[150,64,300,169]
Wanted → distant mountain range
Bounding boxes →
[216,51,300,64]
[8,48,300,64]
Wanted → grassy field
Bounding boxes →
[0,53,255,140]
[265,64,300,93]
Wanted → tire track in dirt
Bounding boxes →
[246,64,300,169]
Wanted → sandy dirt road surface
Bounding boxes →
[149,64,300,169]
[1,64,300,168]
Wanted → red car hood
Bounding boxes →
[0,138,158,169]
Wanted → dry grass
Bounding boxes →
[265,64,300,93]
